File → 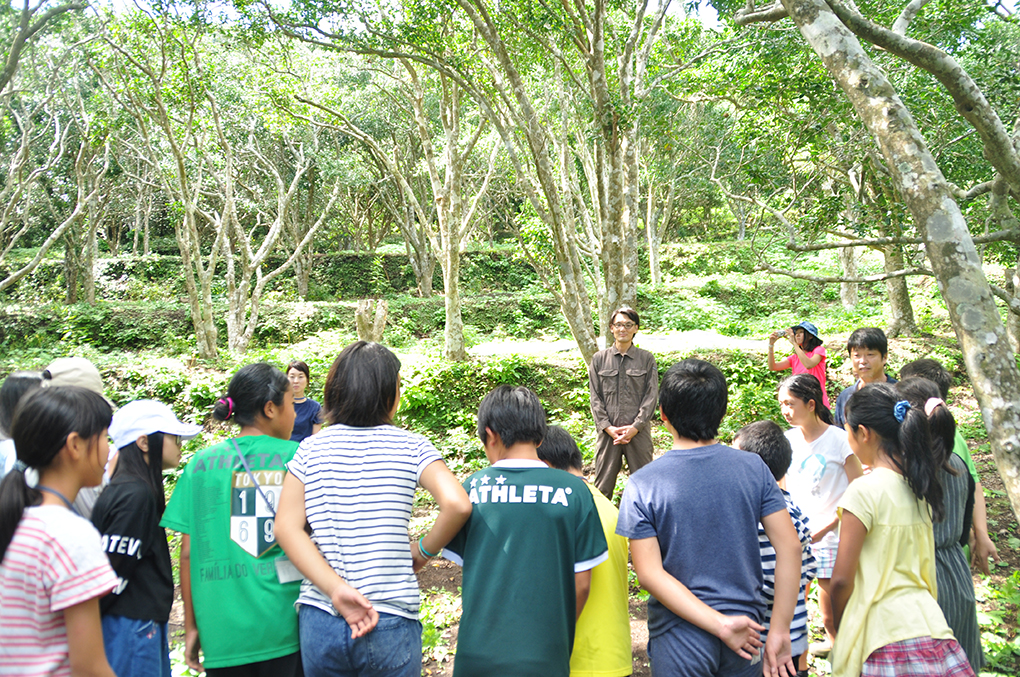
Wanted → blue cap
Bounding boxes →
[793,321,820,339]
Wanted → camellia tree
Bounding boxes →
[721,0,1020,516]
[264,0,700,361]
[92,4,341,357]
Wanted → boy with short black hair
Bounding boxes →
[617,359,801,676]
[538,426,632,677]
[732,421,817,677]
[899,358,1000,572]
[833,327,897,426]
[444,387,608,677]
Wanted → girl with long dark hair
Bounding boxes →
[0,386,118,677]
[894,377,983,672]
[830,383,973,677]
[777,373,863,656]
[162,363,301,677]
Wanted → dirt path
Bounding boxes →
[468,329,768,360]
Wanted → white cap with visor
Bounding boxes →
[110,400,203,450]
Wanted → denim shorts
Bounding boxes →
[298,604,422,677]
[101,615,171,677]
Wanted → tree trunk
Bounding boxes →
[780,0,1020,517]
[838,245,858,309]
[142,195,151,256]
[646,196,661,287]
[294,252,311,299]
[405,233,436,297]
[63,232,81,305]
[880,244,917,337]
[132,200,141,256]
[442,246,467,361]
[177,213,219,360]
[1008,259,1020,355]
[355,299,388,341]
[83,210,97,305]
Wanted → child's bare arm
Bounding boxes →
[179,534,202,673]
[844,454,864,482]
[276,473,378,637]
[630,537,763,659]
[970,481,1000,574]
[830,510,866,631]
[575,569,592,620]
[767,338,792,371]
[65,597,116,677]
[761,509,800,677]
[415,459,472,570]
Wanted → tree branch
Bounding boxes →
[891,0,930,35]
[825,0,1020,195]
[734,2,790,25]
[786,228,1020,251]
[758,260,932,283]
[990,283,1020,317]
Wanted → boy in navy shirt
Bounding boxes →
[617,359,801,676]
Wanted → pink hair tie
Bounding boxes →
[924,397,945,417]
[218,397,234,420]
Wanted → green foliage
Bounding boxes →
[976,571,1020,672]
[399,354,552,435]
[418,588,462,663]
[713,351,785,441]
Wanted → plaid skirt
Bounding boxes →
[813,542,837,579]
[861,636,975,677]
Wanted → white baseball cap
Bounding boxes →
[109,400,204,450]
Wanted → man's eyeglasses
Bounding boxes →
[612,322,636,329]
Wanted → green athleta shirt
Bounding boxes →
[161,436,300,669]
[444,460,608,677]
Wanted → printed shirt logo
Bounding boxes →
[467,473,573,506]
[230,469,283,557]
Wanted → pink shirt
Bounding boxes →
[789,345,829,407]
[0,506,118,677]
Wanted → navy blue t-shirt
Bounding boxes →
[290,398,322,443]
[616,443,787,638]
[833,375,897,427]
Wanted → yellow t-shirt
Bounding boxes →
[831,468,954,677]
[570,483,632,677]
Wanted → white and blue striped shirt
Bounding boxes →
[287,424,442,620]
[759,490,817,653]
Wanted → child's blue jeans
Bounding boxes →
[298,604,421,677]
[649,616,764,677]
[101,615,172,677]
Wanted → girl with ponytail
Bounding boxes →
[0,386,119,676]
[161,363,301,677]
[894,378,984,672]
[777,373,863,656]
[829,383,973,677]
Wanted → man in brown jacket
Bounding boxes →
[588,307,659,499]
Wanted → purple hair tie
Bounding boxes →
[218,397,234,420]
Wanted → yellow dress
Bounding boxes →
[831,468,954,677]
[569,483,632,677]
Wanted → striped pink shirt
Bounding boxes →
[1,505,118,677]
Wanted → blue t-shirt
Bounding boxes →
[616,443,787,638]
[290,398,322,443]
